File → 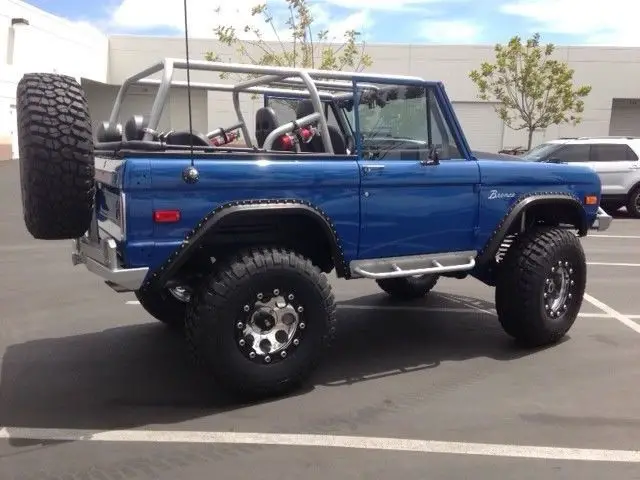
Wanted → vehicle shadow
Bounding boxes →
[0,291,560,441]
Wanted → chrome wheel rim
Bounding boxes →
[236,289,304,364]
[543,260,575,318]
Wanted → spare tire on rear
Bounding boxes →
[16,73,95,240]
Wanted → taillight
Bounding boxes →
[153,210,181,223]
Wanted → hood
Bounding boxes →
[472,150,524,161]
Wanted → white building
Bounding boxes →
[3,0,640,159]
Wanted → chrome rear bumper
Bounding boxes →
[590,207,612,232]
[71,236,148,291]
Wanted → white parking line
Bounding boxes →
[588,234,640,239]
[584,293,640,335]
[125,300,616,319]
[587,262,640,267]
[1,427,639,463]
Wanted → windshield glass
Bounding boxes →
[337,85,429,140]
[520,142,562,161]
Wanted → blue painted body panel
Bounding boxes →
[473,159,601,251]
[93,82,603,281]
[118,156,361,271]
[359,158,480,258]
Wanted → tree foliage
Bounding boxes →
[469,33,592,149]
[205,0,372,79]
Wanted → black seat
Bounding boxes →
[95,121,123,143]
[255,107,280,148]
[164,130,211,147]
[295,100,347,154]
[124,115,154,141]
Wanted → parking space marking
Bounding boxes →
[587,262,640,267]
[584,293,640,335]
[126,300,621,319]
[588,234,640,239]
[2,427,640,463]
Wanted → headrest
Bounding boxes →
[124,115,150,141]
[95,121,122,142]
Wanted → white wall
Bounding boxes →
[0,0,108,159]
[82,81,208,136]
[108,36,640,151]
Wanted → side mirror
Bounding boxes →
[420,145,440,166]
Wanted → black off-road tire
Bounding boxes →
[185,248,337,399]
[495,226,587,347]
[376,274,439,300]
[626,186,640,218]
[16,73,95,240]
[135,287,189,331]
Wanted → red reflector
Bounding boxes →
[153,210,181,223]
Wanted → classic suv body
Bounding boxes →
[16,59,611,398]
[100,135,601,284]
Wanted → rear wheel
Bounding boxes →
[185,248,336,399]
[376,274,439,300]
[16,72,95,239]
[495,227,586,347]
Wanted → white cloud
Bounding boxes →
[500,0,640,46]
[110,0,280,39]
[419,19,482,44]
[109,0,373,42]
[320,0,465,12]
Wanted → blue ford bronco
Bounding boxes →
[16,58,612,399]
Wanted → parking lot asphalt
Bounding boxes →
[1,160,640,480]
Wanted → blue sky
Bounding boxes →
[26,0,640,46]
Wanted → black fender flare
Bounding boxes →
[476,192,588,266]
[143,199,349,289]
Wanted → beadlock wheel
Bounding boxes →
[236,289,305,364]
[495,226,586,348]
[543,260,577,319]
[185,248,337,399]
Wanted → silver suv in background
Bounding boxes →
[521,136,640,217]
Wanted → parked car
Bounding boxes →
[15,60,610,399]
[520,136,640,216]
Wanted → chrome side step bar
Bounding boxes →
[350,251,477,280]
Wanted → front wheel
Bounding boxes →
[185,248,337,399]
[495,227,587,347]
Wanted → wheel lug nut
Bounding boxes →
[569,268,573,274]
[293,339,300,346]
[237,322,244,329]
[297,306,304,313]
[249,351,256,359]
[239,339,246,347]
[243,305,250,312]
[564,261,569,266]
[281,351,287,358]
[568,293,572,299]
[265,356,271,363]
[299,323,306,329]
[273,289,280,295]
[257,293,263,299]
[288,294,294,300]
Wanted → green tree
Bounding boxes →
[205,0,373,80]
[469,33,592,150]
